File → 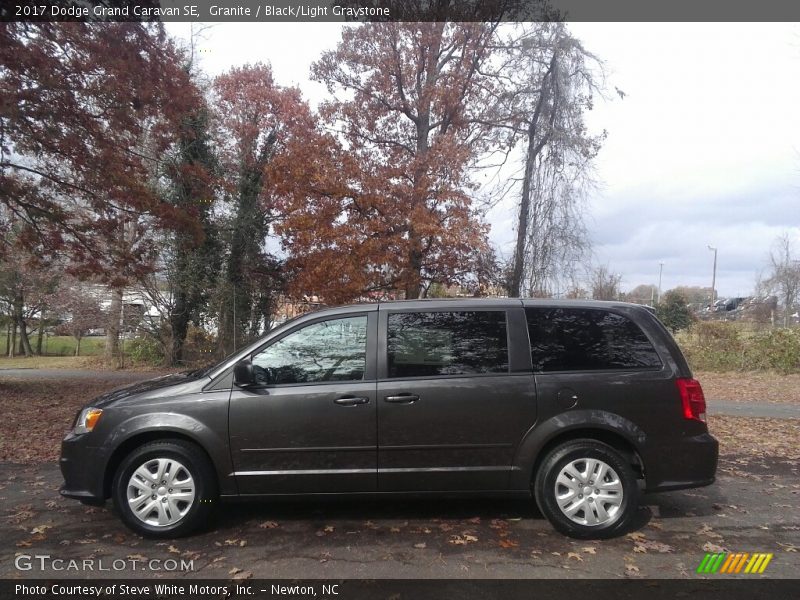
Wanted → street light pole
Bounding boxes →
[708,245,717,308]
[657,262,664,304]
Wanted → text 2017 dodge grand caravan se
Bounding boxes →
[60,299,718,539]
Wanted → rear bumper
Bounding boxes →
[59,433,107,504]
[644,432,719,493]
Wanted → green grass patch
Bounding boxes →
[0,355,99,369]
[40,335,105,357]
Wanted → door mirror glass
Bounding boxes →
[233,359,256,387]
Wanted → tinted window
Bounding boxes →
[526,308,662,372]
[252,315,367,385]
[387,311,508,378]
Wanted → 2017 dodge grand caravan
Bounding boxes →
[60,299,718,539]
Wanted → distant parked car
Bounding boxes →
[60,299,718,539]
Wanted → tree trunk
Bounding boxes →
[13,290,33,357]
[8,321,16,358]
[105,287,123,368]
[511,122,537,297]
[510,52,558,298]
[75,336,81,357]
[404,239,424,300]
[36,314,45,355]
[169,287,190,367]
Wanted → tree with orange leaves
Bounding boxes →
[213,63,322,351]
[280,21,501,302]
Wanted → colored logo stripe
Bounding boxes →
[697,552,773,574]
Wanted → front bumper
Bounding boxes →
[59,432,107,505]
[644,432,719,493]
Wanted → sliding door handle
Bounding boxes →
[384,394,419,404]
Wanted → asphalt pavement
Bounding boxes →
[0,457,798,579]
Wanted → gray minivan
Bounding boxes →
[60,299,718,539]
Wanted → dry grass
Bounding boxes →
[695,370,800,404]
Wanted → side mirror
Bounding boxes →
[233,359,256,388]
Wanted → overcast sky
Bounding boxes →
[167,22,800,297]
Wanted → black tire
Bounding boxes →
[534,439,639,539]
[113,439,217,538]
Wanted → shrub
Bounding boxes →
[677,322,800,374]
[656,291,693,332]
[125,335,164,367]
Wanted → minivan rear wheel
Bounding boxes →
[534,439,639,539]
[113,440,217,538]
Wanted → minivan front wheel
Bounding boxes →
[534,440,639,539]
[113,440,217,538]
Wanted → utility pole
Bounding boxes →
[708,245,718,308]
[657,262,664,304]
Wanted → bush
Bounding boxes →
[677,322,800,374]
[182,326,217,365]
[125,335,164,367]
[656,291,693,332]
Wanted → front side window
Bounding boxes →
[526,307,662,372]
[387,311,509,378]
[252,315,368,385]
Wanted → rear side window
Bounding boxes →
[387,311,509,378]
[525,307,662,372]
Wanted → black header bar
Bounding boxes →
[3,0,800,23]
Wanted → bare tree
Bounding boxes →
[765,233,800,327]
[494,23,605,297]
[53,286,105,357]
[589,265,622,301]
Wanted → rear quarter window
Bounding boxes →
[525,307,662,372]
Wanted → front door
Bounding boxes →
[376,307,536,491]
[229,312,378,494]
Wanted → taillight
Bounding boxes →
[676,378,706,422]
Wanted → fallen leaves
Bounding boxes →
[127,554,147,561]
[702,542,727,553]
[258,521,279,529]
[229,567,253,580]
[633,540,673,554]
[449,534,478,546]
[566,552,583,561]
[695,371,800,405]
[7,504,35,524]
[625,563,642,577]
[0,378,155,464]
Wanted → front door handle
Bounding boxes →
[334,396,370,406]
[384,394,419,404]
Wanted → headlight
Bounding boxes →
[73,408,103,434]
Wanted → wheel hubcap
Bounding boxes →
[554,458,623,526]
[127,458,195,527]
